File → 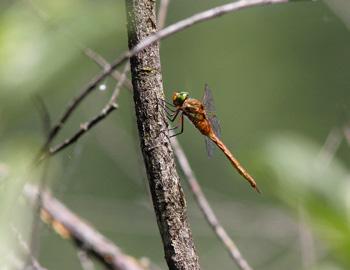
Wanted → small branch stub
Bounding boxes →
[125,0,200,269]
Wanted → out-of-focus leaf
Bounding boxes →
[0,0,125,100]
[0,138,46,269]
[258,133,350,266]
[326,0,350,29]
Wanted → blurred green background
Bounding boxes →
[1,0,350,269]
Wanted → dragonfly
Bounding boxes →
[163,84,260,193]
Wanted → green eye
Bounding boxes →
[172,91,189,106]
[180,92,189,100]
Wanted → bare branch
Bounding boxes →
[171,137,254,270]
[158,0,170,29]
[26,0,132,156]
[297,205,315,270]
[125,0,200,268]
[43,0,293,151]
[48,103,117,155]
[83,48,133,92]
[33,95,52,138]
[343,124,350,146]
[48,59,253,268]
[109,64,130,103]
[49,63,130,156]
[24,184,155,270]
[127,0,292,60]
[77,249,96,270]
[316,127,342,166]
[11,225,48,270]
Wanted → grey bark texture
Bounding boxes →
[125,1,200,269]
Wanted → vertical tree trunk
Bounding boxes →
[125,1,200,270]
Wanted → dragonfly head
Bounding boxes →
[172,91,189,106]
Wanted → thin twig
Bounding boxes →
[27,0,132,160]
[126,0,201,267]
[109,64,130,103]
[83,48,133,91]
[49,62,254,268]
[23,184,155,270]
[77,249,95,270]
[28,158,50,262]
[26,0,133,94]
[316,127,342,166]
[11,225,48,270]
[48,104,117,155]
[343,124,350,146]
[49,64,130,156]
[171,137,254,270]
[158,0,170,29]
[32,1,303,267]
[297,205,315,270]
[43,0,293,151]
[33,95,52,138]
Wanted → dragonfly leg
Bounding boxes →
[164,107,177,120]
[158,111,182,138]
[157,99,179,121]
[160,98,176,108]
[170,114,184,138]
[158,98,177,113]
[168,109,181,122]
[168,125,179,131]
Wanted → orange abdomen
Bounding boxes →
[182,98,212,136]
[192,118,211,136]
[208,132,260,193]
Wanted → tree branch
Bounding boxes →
[42,0,294,154]
[83,48,133,92]
[171,138,253,270]
[158,0,170,29]
[77,249,96,270]
[24,185,155,270]
[48,56,255,268]
[11,225,48,270]
[48,104,117,155]
[48,64,129,156]
[125,0,200,269]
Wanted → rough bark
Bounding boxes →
[125,1,200,269]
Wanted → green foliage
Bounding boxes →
[1,0,350,269]
[259,133,350,267]
[0,139,38,269]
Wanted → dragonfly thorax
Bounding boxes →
[172,91,189,107]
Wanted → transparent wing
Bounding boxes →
[203,84,221,158]
[205,136,215,158]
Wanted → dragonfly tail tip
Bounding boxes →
[254,185,261,194]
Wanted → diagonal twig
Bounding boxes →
[23,184,157,270]
[47,56,253,267]
[26,1,133,159]
[33,1,308,267]
[171,137,254,270]
[26,0,133,94]
[42,0,294,152]
[125,0,200,267]
[49,64,130,156]
[77,249,96,270]
[33,95,52,138]
[11,225,48,270]
[48,104,117,155]
[83,48,133,92]
[343,124,350,146]
[158,0,170,29]
[317,127,342,166]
